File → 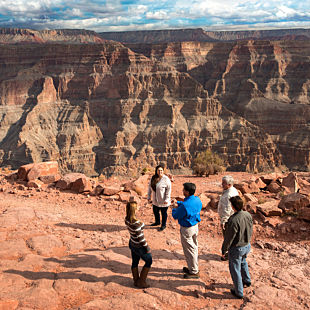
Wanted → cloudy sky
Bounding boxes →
[0,0,310,32]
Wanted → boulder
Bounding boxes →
[298,206,310,221]
[257,200,283,217]
[103,186,122,196]
[245,201,257,214]
[123,174,150,196]
[247,180,261,193]
[260,173,284,185]
[91,184,104,196]
[56,173,86,190]
[278,193,310,213]
[17,163,34,181]
[4,171,18,181]
[39,174,61,184]
[298,178,310,195]
[267,181,282,193]
[27,180,44,189]
[207,194,219,209]
[282,172,300,193]
[71,176,93,193]
[198,193,211,209]
[244,193,258,203]
[255,177,267,189]
[234,182,250,194]
[26,161,59,181]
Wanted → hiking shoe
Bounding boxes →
[230,289,243,299]
[182,267,190,273]
[183,272,200,279]
[158,226,166,231]
[243,282,251,288]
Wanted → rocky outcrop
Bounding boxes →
[123,39,310,171]
[0,28,106,44]
[99,28,310,43]
[0,40,282,175]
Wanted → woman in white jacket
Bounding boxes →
[148,164,172,231]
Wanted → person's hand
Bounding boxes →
[221,222,226,230]
[148,199,152,204]
[171,199,178,208]
[146,245,151,253]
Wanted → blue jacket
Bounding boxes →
[172,195,202,227]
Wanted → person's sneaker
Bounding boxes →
[183,271,200,279]
[158,226,166,231]
[243,282,251,288]
[182,267,190,273]
[230,289,243,299]
[150,222,160,226]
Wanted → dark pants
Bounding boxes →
[153,205,168,227]
[129,242,152,268]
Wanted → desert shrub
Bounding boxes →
[193,150,225,177]
[141,167,150,175]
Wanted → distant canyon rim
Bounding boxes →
[0,27,309,176]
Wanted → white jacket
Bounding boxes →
[148,175,171,207]
[217,186,239,224]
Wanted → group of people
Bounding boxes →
[125,165,253,299]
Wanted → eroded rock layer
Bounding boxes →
[123,39,310,171]
[0,40,282,175]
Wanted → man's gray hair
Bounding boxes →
[222,175,234,185]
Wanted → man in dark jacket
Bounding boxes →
[172,182,202,278]
[222,196,253,299]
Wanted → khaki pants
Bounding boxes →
[180,224,199,274]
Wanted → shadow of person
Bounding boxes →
[199,253,222,262]
[204,290,236,299]
[44,253,129,274]
[55,222,126,232]
[4,268,206,297]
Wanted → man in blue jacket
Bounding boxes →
[172,182,202,278]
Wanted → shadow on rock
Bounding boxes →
[199,253,222,262]
[55,222,126,232]
[4,268,206,297]
[44,253,129,273]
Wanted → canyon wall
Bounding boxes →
[0,34,283,175]
[119,38,310,171]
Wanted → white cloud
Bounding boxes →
[71,8,83,17]
[0,0,309,32]
[145,10,169,20]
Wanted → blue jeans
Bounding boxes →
[129,242,152,268]
[228,244,251,297]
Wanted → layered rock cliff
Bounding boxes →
[0,37,282,175]
[99,28,310,43]
[120,39,310,171]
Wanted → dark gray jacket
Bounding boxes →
[221,210,253,255]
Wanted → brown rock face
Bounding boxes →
[0,35,283,175]
[122,39,310,171]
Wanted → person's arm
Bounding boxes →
[221,220,238,255]
[164,178,171,205]
[172,202,187,220]
[147,180,152,201]
[219,196,232,224]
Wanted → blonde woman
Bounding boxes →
[147,164,171,231]
[125,197,152,288]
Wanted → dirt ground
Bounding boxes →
[0,172,309,309]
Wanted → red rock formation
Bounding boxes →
[6,28,310,175]
[124,39,310,171]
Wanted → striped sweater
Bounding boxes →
[125,219,148,249]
